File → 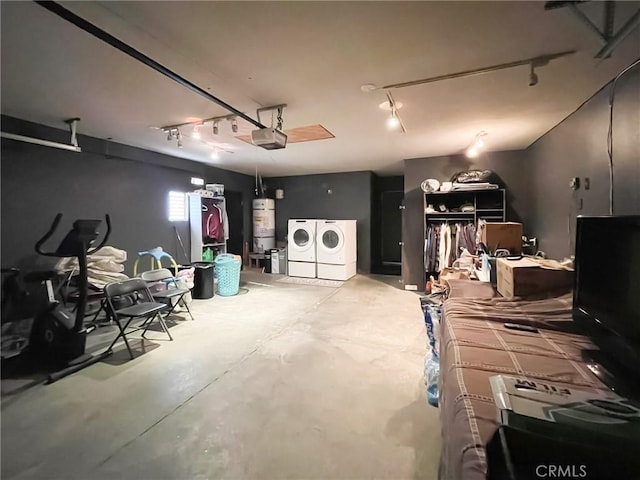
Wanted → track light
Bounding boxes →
[231,118,238,133]
[191,125,201,140]
[166,130,173,141]
[380,91,406,133]
[362,50,574,92]
[529,63,539,87]
[176,130,183,148]
[212,122,219,135]
[465,131,487,158]
[386,110,401,130]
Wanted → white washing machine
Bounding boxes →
[316,220,357,280]
[287,219,318,278]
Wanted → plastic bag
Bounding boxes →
[421,302,442,356]
[176,267,195,289]
[424,351,440,407]
[450,169,493,183]
[174,276,193,305]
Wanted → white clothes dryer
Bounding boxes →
[316,220,357,265]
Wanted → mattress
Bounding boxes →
[438,293,606,480]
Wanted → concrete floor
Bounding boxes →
[1,272,440,480]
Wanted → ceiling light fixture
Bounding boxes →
[529,63,539,87]
[465,131,487,158]
[160,107,288,151]
[382,91,406,133]
[162,113,239,146]
[466,147,479,158]
[386,111,401,130]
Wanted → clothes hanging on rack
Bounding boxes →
[438,223,450,272]
[425,221,477,273]
[201,198,228,242]
[425,224,441,272]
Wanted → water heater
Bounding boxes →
[252,198,275,252]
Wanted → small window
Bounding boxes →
[168,191,187,221]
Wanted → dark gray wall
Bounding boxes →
[265,171,373,272]
[1,116,255,274]
[526,66,640,259]
[403,151,532,290]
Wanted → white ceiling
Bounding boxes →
[1,1,639,177]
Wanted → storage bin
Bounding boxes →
[214,254,241,296]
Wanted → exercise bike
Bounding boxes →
[30,213,113,383]
[1,267,66,359]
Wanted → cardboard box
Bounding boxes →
[497,257,573,298]
[481,222,523,254]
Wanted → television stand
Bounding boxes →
[582,349,640,400]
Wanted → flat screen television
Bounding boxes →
[573,215,640,397]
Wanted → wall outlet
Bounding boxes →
[404,284,418,291]
[584,177,590,190]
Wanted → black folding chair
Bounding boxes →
[140,268,195,321]
[103,278,172,359]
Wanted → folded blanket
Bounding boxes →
[55,246,128,289]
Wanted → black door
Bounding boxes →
[380,190,403,274]
[225,190,244,258]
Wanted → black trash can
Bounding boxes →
[263,250,272,273]
[192,262,214,299]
